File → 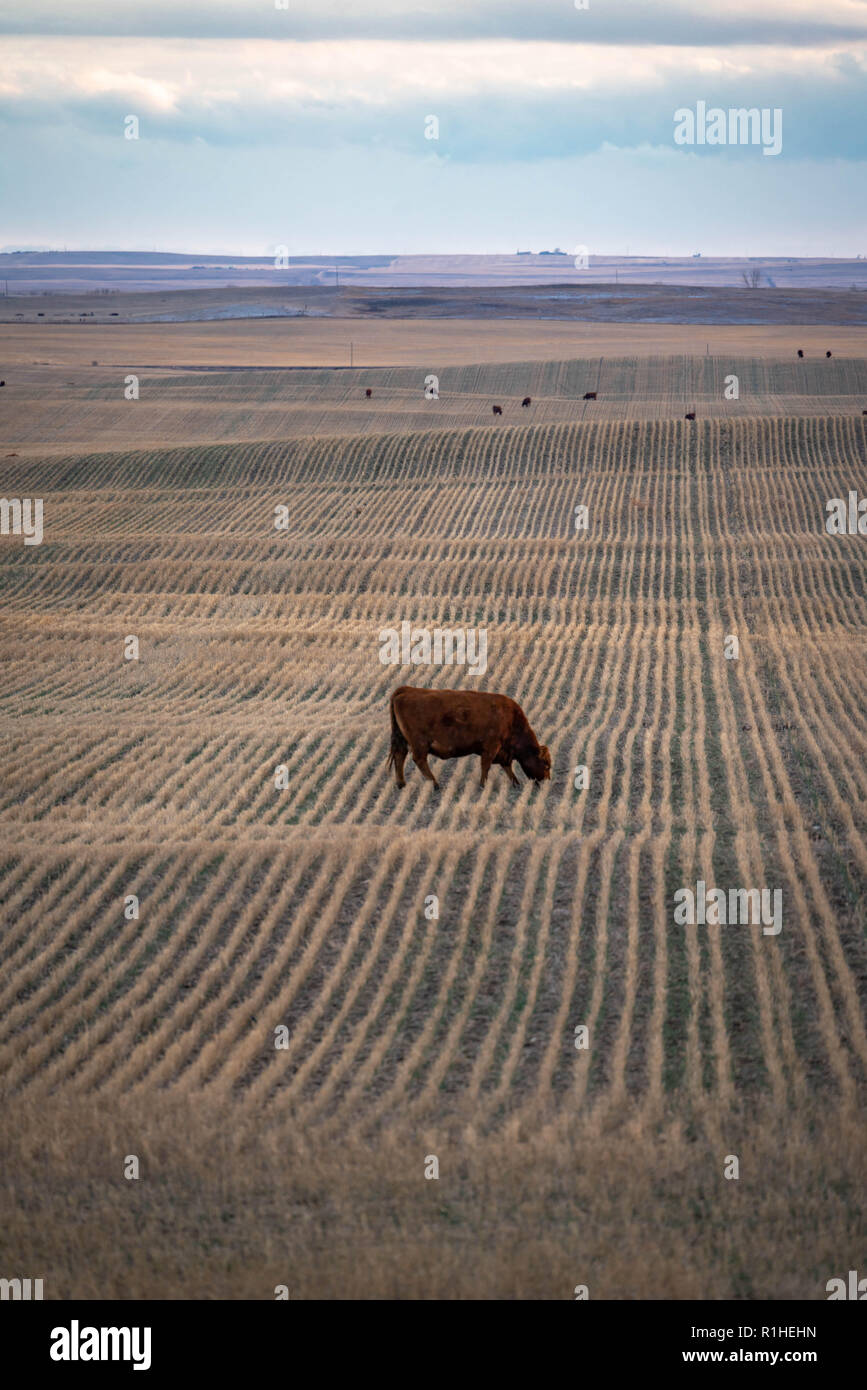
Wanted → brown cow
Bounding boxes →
[521,396,532,407]
[583,391,597,400]
[492,405,503,416]
[388,686,551,791]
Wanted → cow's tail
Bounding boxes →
[387,692,409,772]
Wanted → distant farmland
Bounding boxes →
[1,377,866,1297]
[2,352,867,455]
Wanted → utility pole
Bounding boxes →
[350,340,353,367]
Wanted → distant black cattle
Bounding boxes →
[797,349,804,358]
[492,405,503,416]
[685,412,696,421]
[521,396,531,407]
[583,391,597,401]
[826,350,833,358]
[0,380,5,387]
[365,388,372,398]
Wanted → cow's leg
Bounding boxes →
[500,760,520,787]
[480,736,507,787]
[392,745,407,788]
[414,751,440,790]
[479,748,497,787]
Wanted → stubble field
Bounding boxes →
[1,340,866,1298]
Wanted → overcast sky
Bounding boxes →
[1,0,865,255]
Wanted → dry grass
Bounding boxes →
[1,368,866,1297]
[2,318,867,369]
[2,1092,864,1299]
[1,354,865,456]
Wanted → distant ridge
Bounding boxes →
[1,251,865,295]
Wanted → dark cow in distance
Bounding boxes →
[521,396,532,407]
[583,391,597,401]
[365,388,372,398]
[797,349,804,358]
[685,411,696,421]
[826,351,833,358]
[388,686,551,791]
[492,404,503,416]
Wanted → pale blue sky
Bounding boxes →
[1,1,865,255]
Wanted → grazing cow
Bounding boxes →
[863,410,867,416]
[826,351,833,358]
[365,388,372,398]
[0,380,5,387]
[492,405,503,416]
[521,396,532,407]
[583,391,597,401]
[388,686,551,791]
[797,349,804,358]
[685,412,696,421]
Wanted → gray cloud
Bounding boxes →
[2,63,865,163]
[2,0,867,46]
[2,3,865,257]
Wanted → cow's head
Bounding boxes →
[520,743,551,782]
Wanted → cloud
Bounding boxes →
[1,0,867,47]
[1,9,865,255]
[0,38,864,161]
